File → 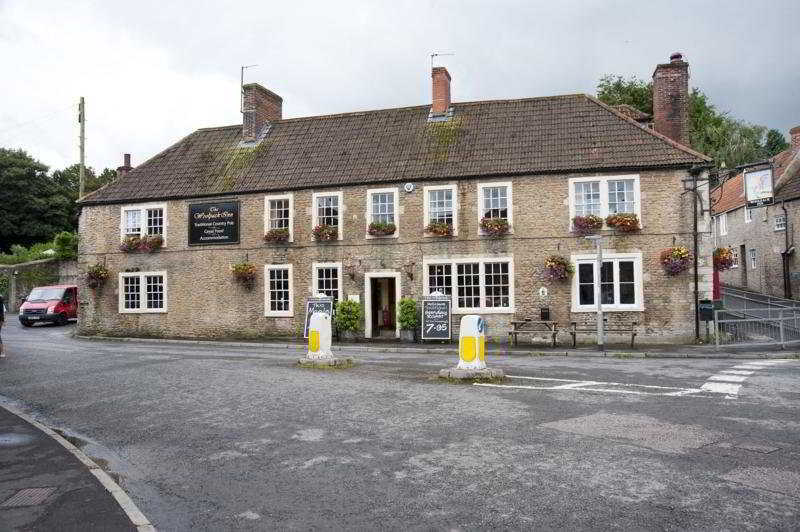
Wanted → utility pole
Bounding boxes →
[586,235,605,350]
[78,97,85,199]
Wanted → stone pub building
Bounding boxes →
[77,53,712,343]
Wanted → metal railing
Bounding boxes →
[721,285,800,321]
[714,308,800,349]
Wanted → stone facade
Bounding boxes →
[77,168,713,344]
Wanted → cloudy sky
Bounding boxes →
[1,0,798,172]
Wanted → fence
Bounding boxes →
[716,286,800,349]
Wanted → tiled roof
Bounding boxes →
[613,104,651,122]
[774,147,800,201]
[711,172,744,214]
[81,93,710,205]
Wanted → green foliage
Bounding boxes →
[53,232,78,260]
[397,297,419,330]
[18,267,59,293]
[0,275,8,300]
[596,76,786,169]
[334,300,364,332]
[0,240,57,264]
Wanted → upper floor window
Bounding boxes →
[264,193,294,242]
[744,207,753,223]
[477,182,513,234]
[568,175,640,230]
[423,184,458,235]
[371,193,394,223]
[120,203,167,243]
[366,188,399,238]
[775,214,787,231]
[118,271,167,313]
[572,253,643,312]
[312,191,344,241]
[718,213,728,236]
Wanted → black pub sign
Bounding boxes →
[188,201,240,245]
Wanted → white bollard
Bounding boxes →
[306,312,333,360]
[457,315,487,370]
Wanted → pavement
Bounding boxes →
[0,405,136,531]
[1,317,799,530]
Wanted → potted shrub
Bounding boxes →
[334,299,364,341]
[312,224,338,242]
[119,235,141,253]
[544,255,574,282]
[426,221,453,237]
[264,228,290,243]
[660,246,692,276]
[85,263,110,289]
[605,213,641,233]
[713,247,734,271]
[368,221,396,236]
[138,234,164,253]
[397,297,419,342]
[572,215,603,236]
[479,217,509,237]
[231,262,257,290]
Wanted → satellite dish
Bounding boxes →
[404,183,415,193]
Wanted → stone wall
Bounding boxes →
[0,259,75,312]
[77,168,712,343]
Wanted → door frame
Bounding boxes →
[364,271,401,339]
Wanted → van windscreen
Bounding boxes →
[27,288,65,302]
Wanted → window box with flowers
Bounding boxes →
[605,213,641,233]
[231,262,257,290]
[571,215,604,236]
[659,246,692,276]
[544,255,574,282]
[119,234,163,253]
[264,228,290,244]
[425,221,453,237]
[85,263,110,289]
[312,224,338,242]
[368,221,396,237]
[479,217,509,237]
[713,247,735,272]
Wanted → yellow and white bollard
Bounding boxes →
[457,315,487,370]
[306,312,333,360]
[439,315,503,381]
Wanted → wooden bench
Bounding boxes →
[509,319,559,347]
[569,317,638,348]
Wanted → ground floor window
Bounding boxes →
[313,262,342,302]
[118,272,167,313]
[423,257,514,313]
[265,265,293,317]
[571,253,642,312]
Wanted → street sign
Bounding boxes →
[304,298,334,338]
[744,167,774,208]
[421,296,451,340]
[188,201,240,245]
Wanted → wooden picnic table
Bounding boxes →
[508,318,559,347]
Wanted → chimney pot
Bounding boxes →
[431,67,452,115]
[123,153,131,167]
[117,153,132,178]
[790,126,800,149]
[652,53,690,146]
[670,52,683,62]
[242,83,282,142]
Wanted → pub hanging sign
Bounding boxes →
[744,167,774,208]
[188,201,240,245]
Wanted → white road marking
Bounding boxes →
[701,359,794,397]
[708,375,748,383]
[475,375,704,397]
[721,370,754,376]
[700,382,741,395]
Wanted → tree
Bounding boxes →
[596,75,782,169]
[0,149,74,252]
[51,164,116,198]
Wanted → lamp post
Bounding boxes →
[585,235,604,350]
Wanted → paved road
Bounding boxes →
[1,319,799,530]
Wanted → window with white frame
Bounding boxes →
[744,207,752,223]
[121,204,166,241]
[749,249,757,269]
[718,213,728,236]
[265,265,293,317]
[313,263,342,302]
[312,192,343,240]
[366,188,399,237]
[423,257,515,313]
[731,248,740,268]
[571,253,642,311]
[775,214,787,231]
[119,272,167,313]
[477,182,513,233]
[568,175,640,229]
[423,185,457,233]
[264,194,293,233]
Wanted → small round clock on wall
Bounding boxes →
[403,183,415,193]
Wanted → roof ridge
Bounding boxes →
[584,94,713,163]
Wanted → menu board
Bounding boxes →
[304,298,334,338]
[421,297,451,340]
[188,201,240,245]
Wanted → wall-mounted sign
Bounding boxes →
[188,201,240,245]
[744,168,774,208]
[421,296,451,340]
[304,298,334,338]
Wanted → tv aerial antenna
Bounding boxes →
[240,64,259,113]
[430,52,454,70]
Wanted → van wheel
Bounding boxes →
[57,314,68,326]
[21,320,33,328]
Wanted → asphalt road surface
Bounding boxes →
[1,319,799,530]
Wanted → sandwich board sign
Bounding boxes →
[744,167,774,208]
[304,297,334,338]
[421,294,451,340]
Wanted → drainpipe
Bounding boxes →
[693,169,700,342]
[782,200,792,299]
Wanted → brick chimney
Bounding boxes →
[431,67,452,115]
[790,126,800,150]
[116,153,132,178]
[242,83,282,142]
[652,52,689,146]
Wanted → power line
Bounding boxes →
[0,104,75,136]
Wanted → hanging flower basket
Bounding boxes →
[264,228,290,243]
[605,213,641,233]
[231,262,257,290]
[480,217,509,237]
[85,263,110,289]
[713,247,735,271]
[660,246,693,276]
[425,221,453,237]
[572,215,604,236]
[368,221,396,236]
[312,224,338,241]
[544,255,574,282]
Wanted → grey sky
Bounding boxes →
[1,0,798,172]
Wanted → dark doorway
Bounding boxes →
[740,244,747,288]
[370,277,397,338]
